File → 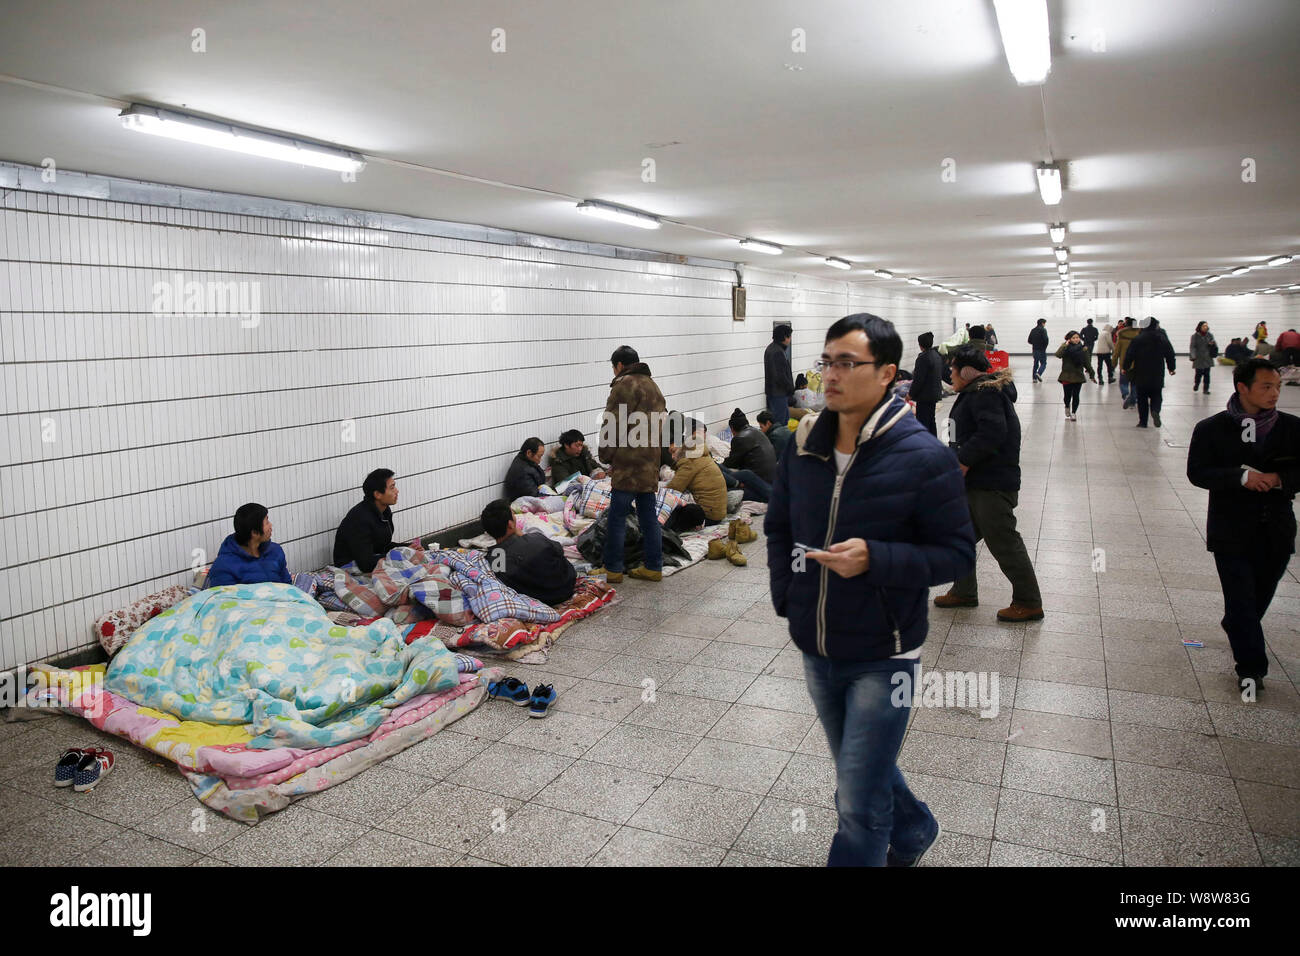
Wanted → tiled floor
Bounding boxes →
[2,356,1299,866]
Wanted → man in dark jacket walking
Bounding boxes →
[1028,319,1049,383]
[765,324,795,427]
[597,345,667,583]
[911,331,944,435]
[720,408,777,502]
[1122,316,1177,427]
[934,348,1044,621]
[766,313,976,867]
[1080,318,1099,352]
[1187,359,1300,696]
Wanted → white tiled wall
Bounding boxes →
[957,293,1300,355]
[0,185,953,670]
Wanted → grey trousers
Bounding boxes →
[951,488,1042,606]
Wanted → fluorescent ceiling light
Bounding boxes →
[873,269,893,279]
[992,0,1051,85]
[946,289,959,296]
[929,283,944,291]
[1263,288,1279,294]
[1036,164,1062,205]
[739,238,783,255]
[1048,223,1066,244]
[907,278,923,286]
[1053,247,1069,262]
[120,104,364,172]
[575,199,661,229]
[1205,275,1220,283]
[1268,255,1293,267]
[1230,266,1251,275]
[1186,281,1200,289]
[825,257,851,270]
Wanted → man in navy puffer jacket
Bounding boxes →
[766,314,976,867]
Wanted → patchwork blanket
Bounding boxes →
[104,583,463,749]
[567,475,689,526]
[404,575,616,662]
[30,660,500,822]
[329,547,472,626]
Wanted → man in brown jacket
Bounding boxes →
[597,345,668,583]
[1113,317,1140,409]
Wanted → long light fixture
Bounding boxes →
[1186,281,1200,289]
[1048,223,1067,244]
[1230,266,1251,276]
[1036,164,1062,205]
[1054,246,1069,263]
[120,104,365,172]
[739,238,783,255]
[907,278,923,286]
[1268,255,1293,267]
[825,257,852,270]
[575,199,661,229]
[873,269,894,279]
[1205,275,1221,283]
[929,283,944,291]
[992,0,1052,85]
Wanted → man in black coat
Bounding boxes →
[765,324,795,428]
[1187,359,1300,696]
[333,468,399,573]
[1121,316,1177,427]
[481,500,576,606]
[1080,318,1099,351]
[934,347,1043,622]
[504,437,548,500]
[720,408,778,502]
[1028,319,1049,383]
[910,332,944,436]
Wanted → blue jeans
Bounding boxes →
[767,394,790,427]
[718,465,771,503]
[1119,371,1131,403]
[802,655,936,866]
[601,489,662,573]
[1032,350,1047,379]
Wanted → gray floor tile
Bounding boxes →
[500,709,618,759]
[1010,679,1109,720]
[720,849,794,866]
[535,646,616,679]
[624,632,710,663]
[68,830,201,867]
[303,763,436,825]
[1206,699,1300,746]
[586,654,685,690]
[945,624,1025,651]
[1115,761,1248,828]
[1104,660,1203,699]
[1002,746,1116,804]
[453,741,573,800]
[655,614,741,640]
[993,788,1121,863]
[548,678,643,722]
[624,691,730,734]
[533,760,663,825]
[672,737,791,794]
[1218,737,1300,789]
[733,796,836,866]
[1119,809,1262,866]
[988,840,1116,866]
[919,830,991,866]
[1235,780,1300,838]
[660,665,757,703]
[706,703,813,751]
[1110,722,1229,776]
[583,723,700,775]
[1256,834,1300,866]
[386,725,492,778]
[736,675,817,715]
[1018,653,1107,687]
[1021,631,1104,661]
[691,641,780,673]
[0,804,124,865]
[715,619,792,649]
[908,771,1000,839]
[897,729,1006,787]
[323,827,462,867]
[209,804,368,866]
[470,805,617,866]
[136,799,248,854]
[1107,689,1212,733]
[767,753,837,810]
[1007,709,1112,758]
[379,782,523,852]
[589,826,726,866]
[627,777,762,847]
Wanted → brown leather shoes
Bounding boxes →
[996,603,1045,622]
[934,592,978,608]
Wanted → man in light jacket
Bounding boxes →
[1094,323,1115,384]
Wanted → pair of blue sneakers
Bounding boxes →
[488,677,556,718]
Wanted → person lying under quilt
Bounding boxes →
[481,499,576,606]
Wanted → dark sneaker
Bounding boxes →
[487,676,531,706]
[73,751,114,793]
[1152,411,1162,427]
[528,684,557,718]
[934,592,977,609]
[54,748,87,788]
[997,603,1045,622]
[887,818,942,867]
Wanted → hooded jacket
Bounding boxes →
[206,534,291,588]
[1122,323,1177,389]
[1055,341,1096,384]
[764,340,795,397]
[911,347,944,404]
[764,393,975,660]
[598,362,667,493]
[1113,325,1140,371]
[1095,325,1114,355]
[1028,325,1049,351]
[667,444,728,521]
[949,368,1022,492]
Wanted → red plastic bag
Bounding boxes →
[986,350,1009,371]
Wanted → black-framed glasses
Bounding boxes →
[814,358,887,373]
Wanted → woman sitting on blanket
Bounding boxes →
[207,503,291,587]
[666,423,728,526]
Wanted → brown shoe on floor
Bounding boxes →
[727,519,738,541]
[707,539,728,560]
[724,540,747,566]
[997,603,1044,622]
[934,591,978,608]
[591,567,623,583]
[733,521,757,544]
[627,566,663,582]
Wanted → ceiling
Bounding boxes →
[1,0,1297,299]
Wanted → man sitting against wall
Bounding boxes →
[333,469,399,574]
[207,503,291,587]
[757,410,791,459]
[667,423,729,524]
[481,500,577,606]
[719,408,777,502]
[550,429,606,485]
[504,437,548,500]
